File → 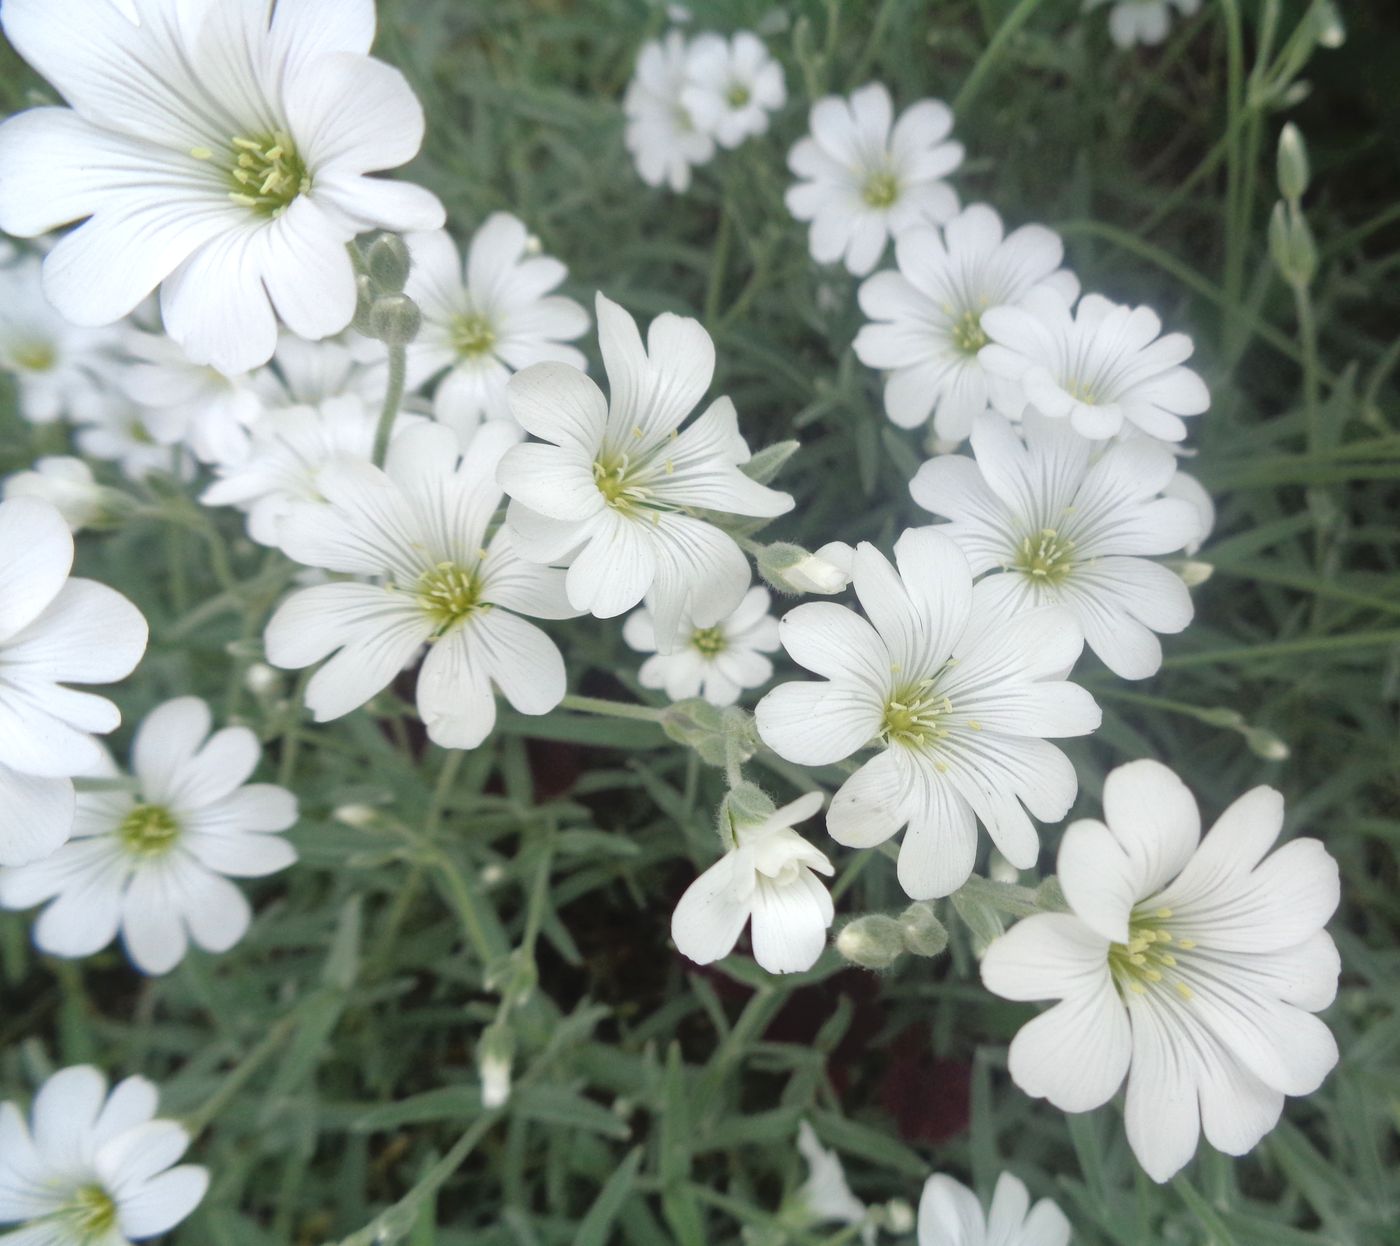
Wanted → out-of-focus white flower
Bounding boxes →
[0,251,116,424]
[1086,0,1201,48]
[71,394,194,482]
[0,696,297,975]
[793,1121,875,1244]
[1163,468,1215,556]
[498,294,792,648]
[4,456,107,531]
[0,497,147,866]
[786,83,963,276]
[982,760,1341,1182]
[252,332,383,412]
[681,32,786,149]
[917,1171,1070,1246]
[912,412,1201,678]
[403,216,589,440]
[672,790,833,974]
[0,1065,208,1245]
[854,205,1078,443]
[980,291,1209,442]
[0,0,445,373]
[624,31,716,192]
[624,585,780,706]
[265,422,575,750]
[756,528,1100,899]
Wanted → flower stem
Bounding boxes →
[371,343,408,468]
[953,0,1047,116]
[558,693,666,724]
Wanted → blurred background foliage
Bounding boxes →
[1,1,1398,1243]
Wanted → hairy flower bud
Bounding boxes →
[367,293,423,345]
[758,540,854,595]
[836,914,905,970]
[365,232,412,293]
[899,902,948,957]
[1276,123,1310,202]
[478,1021,515,1109]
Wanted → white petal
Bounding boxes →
[671,851,750,966]
[505,361,608,454]
[31,1064,106,1171]
[754,681,882,766]
[1123,997,1202,1182]
[981,912,1114,1001]
[0,497,71,640]
[597,293,714,444]
[1007,974,1132,1112]
[749,871,832,973]
[826,748,911,849]
[470,609,566,717]
[2,577,147,685]
[895,761,979,899]
[0,768,74,867]
[1100,758,1201,895]
[414,626,496,750]
[115,1165,209,1239]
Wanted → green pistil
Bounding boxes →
[950,309,988,355]
[691,626,727,657]
[592,453,657,516]
[221,130,310,217]
[863,170,900,209]
[1108,906,1196,1001]
[63,1185,118,1238]
[451,313,497,359]
[881,679,953,751]
[1014,528,1075,584]
[118,804,181,857]
[726,84,751,107]
[12,341,56,372]
[417,561,486,631]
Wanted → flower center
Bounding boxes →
[1108,906,1196,1001]
[950,309,988,355]
[726,83,751,107]
[592,453,657,516]
[863,170,900,209]
[1014,528,1075,583]
[118,804,181,857]
[416,561,485,631]
[881,680,952,749]
[12,341,56,372]
[224,130,310,217]
[1064,376,1100,404]
[691,626,727,657]
[62,1185,118,1239]
[451,313,497,359]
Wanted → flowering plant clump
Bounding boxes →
[0,2,1387,1243]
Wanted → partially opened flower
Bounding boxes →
[402,217,589,440]
[854,205,1078,443]
[911,412,1202,678]
[1086,0,1201,48]
[624,31,716,192]
[0,1065,208,1244]
[498,293,793,648]
[792,1121,875,1245]
[671,790,833,974]
[0,250,116,425]
[265,421,575,749]
[980,290,1209,441]
[917,1171,1070,1246]
[786,83,963,276]
[0,697,297,975]
[4,456,108,532]
[981,759,1341,1182]
[0,497,147,866]
[0,0,445,374]
[680,32,786,149]
[623,585,780,706]
[756,528,1100,899]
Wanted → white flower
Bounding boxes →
[402,216,589,440]
[980,291,1209,441]
[0,697,297,975]
[1087,0,1201,48]
[0,0,445,374]
[917,1171,1070,1246]
[766,540,856,595]
[624,31,716,192]
[671,790,833,974]
[265,421,575,750]
[0,497,147,866]
[680,32,786,149]
[200,393,399,547]
[911,413,1201,679]
[1163,468,1214,556]
[0,1065,208,1244]
[4,456,107,531]
[854,205,1079,443]
[755,528,1100,900]
[793,1121,874,1245]
[981,759,1341,1183]
[71,394,194,483]
[498,293,793,648]
[786,83,964,277]
[0,251,117,425]
[117,328,263,466]
[623,586,780,706]
[252,331,383,411]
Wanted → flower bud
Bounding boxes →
[899,902,948,957]
[367,293,423,345]
[836,914,905,970]
[1173,559,1214,588]
[365,233,412,293]
[1269,202,1316,288]
[740,439,799,485]
[478,1021,515,1109]
[882,1199,915,1233]
[1277,123,1310,202]
[243,662,280,698]
[758,540,853,595]
[1313,1,1344,47]
[721,781,777,833]
[4,456,111,531]
[1244,726,1289,761]
[350,273,377,335]
[333,803,380,828]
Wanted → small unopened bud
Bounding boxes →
[365,233,412,293]
[1277,123,1310,202]
[478,1022,515,1109]
[480,862,506,887]
[1313,0,1344,47]
[367,293,423,345]
[758,540,853,595]
[882,1199,915,1234]
[721,781,776,834]
[350,273,376,335]
[1174,559,1214,588]
[987,849,1020,884]
[4,456,113,531]
[836,914,905,970]
[1269,202,1317,288]
[523,233,543,256]
[899,902,948,957]
[243,662,280,697]
[1244,726,1289,761]
[334,804,379,829]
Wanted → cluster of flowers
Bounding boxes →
[0,0,1339,1238]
